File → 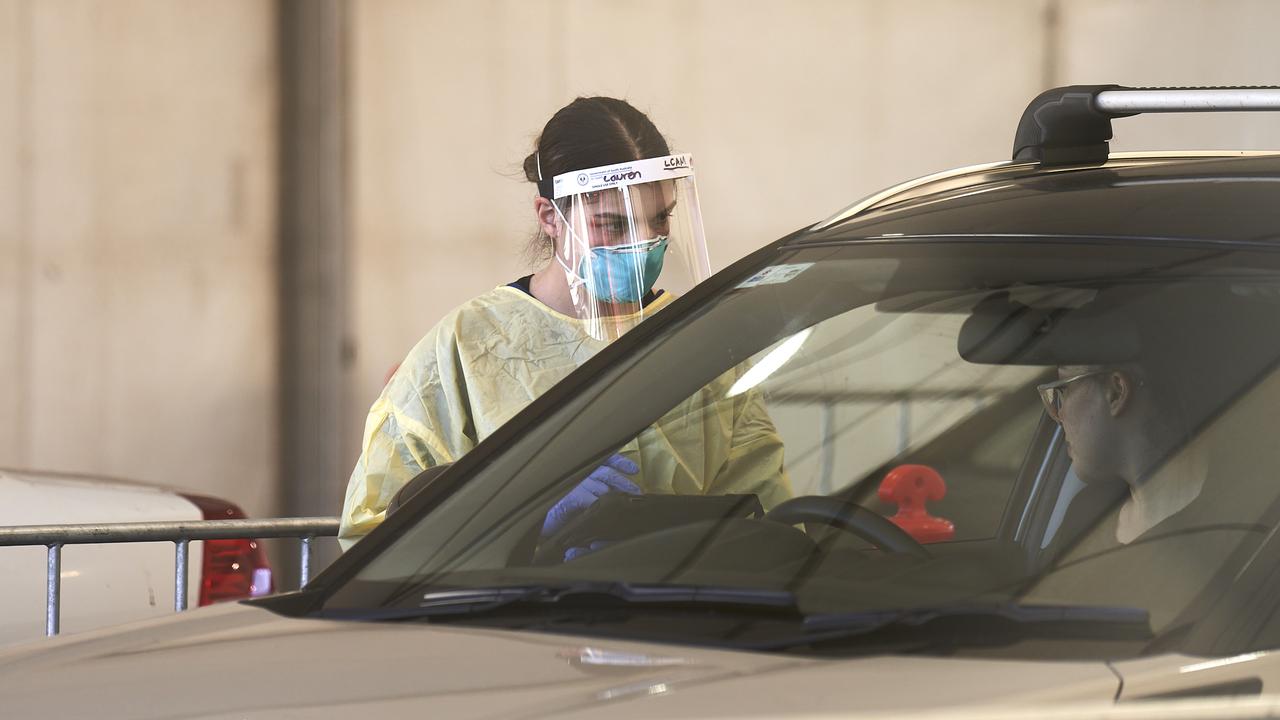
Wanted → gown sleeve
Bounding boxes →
[338,318,475,550]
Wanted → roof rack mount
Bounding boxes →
[1012,85,1280,167]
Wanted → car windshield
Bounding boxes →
[322,240,1280,658]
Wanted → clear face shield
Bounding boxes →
[547,154,711,341]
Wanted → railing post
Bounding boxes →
[818,400,837,495]
[46,543,61,637]
[898,398,912,454]
[299,535,314,587]
[174,539,189,611]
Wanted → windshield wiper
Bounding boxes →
[315,589,1150,655]
[314,582,799,622]
[774,603,1153,652]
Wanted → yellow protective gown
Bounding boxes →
[339,285,791,549]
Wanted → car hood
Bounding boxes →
[0,602,1121,719]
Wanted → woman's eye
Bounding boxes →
[591,219,625,234]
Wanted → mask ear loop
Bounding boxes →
[537,152,582,291]
[549,200,588,303]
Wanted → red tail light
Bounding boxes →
[179,493,274,606]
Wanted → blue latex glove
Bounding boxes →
[564,541,610,562]
[541,454,641,537]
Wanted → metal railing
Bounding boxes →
[0,517,339,637]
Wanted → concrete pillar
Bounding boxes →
[277,0,352,576]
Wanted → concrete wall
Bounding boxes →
[347,0,1051,430]
[1056,0,1280,151]
[0,2,22,466]
[348,0,1280,438]
[3,0,1279,525]
[0,0,278,516]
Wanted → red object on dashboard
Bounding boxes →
[179,493,274,606]
[877,465,955,544]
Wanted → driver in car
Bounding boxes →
[1023,284,1280,629]
[1039,359,1207,545]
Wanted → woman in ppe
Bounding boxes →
[339,97,791,551]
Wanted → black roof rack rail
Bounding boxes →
[1012,85,1280,166]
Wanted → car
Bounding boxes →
[0,467,272,646]
[3,84,1280,718]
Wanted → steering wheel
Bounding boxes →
[764,496,931,560]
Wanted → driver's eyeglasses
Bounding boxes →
[1037,370,1110,424]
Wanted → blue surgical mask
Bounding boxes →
[578,237,669,304]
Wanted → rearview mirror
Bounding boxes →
[957,291,1139,366]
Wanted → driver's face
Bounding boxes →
[1055,365,1117,483]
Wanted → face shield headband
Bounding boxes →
[537,153,695,201]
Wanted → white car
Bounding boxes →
[3,85,1280,719]
[0,467,271,645]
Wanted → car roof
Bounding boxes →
[803,152,1280,246]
